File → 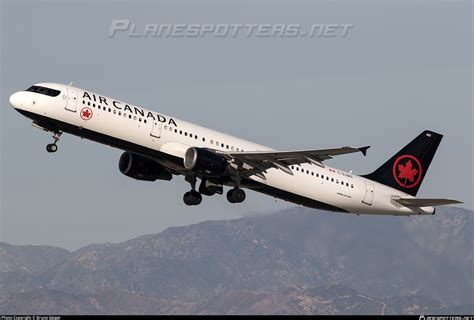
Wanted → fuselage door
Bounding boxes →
[65,87,78,112]
[362,180,375,205]
[150,121,162,138]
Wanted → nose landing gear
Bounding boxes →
[46,132,62,153]
[46,143,58,153]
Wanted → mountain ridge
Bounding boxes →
[1,206,472,314]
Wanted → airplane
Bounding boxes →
[9,82,462,215]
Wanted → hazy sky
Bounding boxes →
[1,0,472,250]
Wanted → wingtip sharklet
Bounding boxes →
[359,146,370,156]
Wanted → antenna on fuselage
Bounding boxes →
[68,81,74,86]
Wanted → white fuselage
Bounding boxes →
[9,83,435,215]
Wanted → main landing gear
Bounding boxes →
[183,190,202,206]
[183,176,202,206]
[182,176,246,206]
[46,132,62,153]
[227,172,245,203]
[226,187,246,203]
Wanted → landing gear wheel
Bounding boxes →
[183,190,202,206]
[46,132,62,153]
[46,143,58,153]
[227,192,235,203]
[227,188,246,204]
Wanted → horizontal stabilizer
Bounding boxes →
[395,198,463,207]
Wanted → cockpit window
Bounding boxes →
[26,85,61,97]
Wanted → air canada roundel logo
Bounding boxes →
[80,107,93,120]
[392,154,422,189]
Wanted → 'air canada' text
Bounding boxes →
[83,91,177,127]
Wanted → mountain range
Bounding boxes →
[1,206,472,314]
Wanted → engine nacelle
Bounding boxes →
[119,152,172,181]
[184,147,228,176]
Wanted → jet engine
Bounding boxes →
[119,152,172,181]
[184,147,228,176]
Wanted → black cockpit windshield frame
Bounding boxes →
[26,85,61,97]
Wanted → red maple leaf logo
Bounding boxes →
[82,109,91,118]
[397,159,418,187]
[392,155,423,189]
[80,107,92,120]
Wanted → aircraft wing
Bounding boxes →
[216,145,370,179]
[395,198,463,207]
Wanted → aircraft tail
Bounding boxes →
[363,130,442,196]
